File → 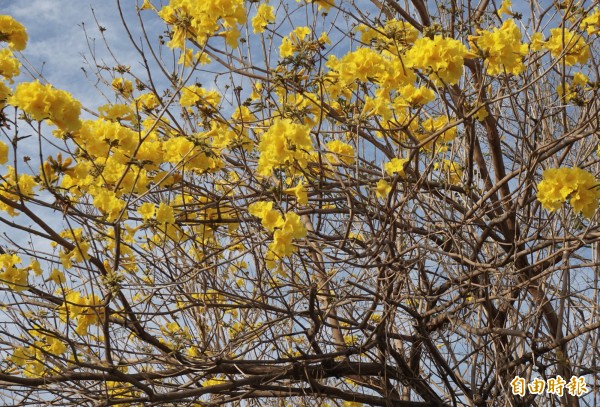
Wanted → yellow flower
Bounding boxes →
[257,118,313,176]
[398,84,435,106]
[384,158,408,177]
[92,189,126,222]
[0,253,27,291]
[29,260,42,276]
[9,81,82,131]
[59,291,105,336]
[474,105,488,121]
[418,116,457,149]
[140,0,156,11]
[407,35,467,85]
[279,37,294,57]
[47,268,66,284]
[572,72,588,87]
[284,181,308,205]
[375,179,391,198]
[545,28,589,66]
[0,141,7,164]
[0,81,10,108]
[179,85,221,109]
[497,0,513,17]
[0,15,28,51]
[222,27,240,48]
[99,103,134,122]
[529,32,545,52]
[135,92,159,110]
[248,201,284,231]
[435,159,463,185]
[470,19,528,75]
[281,211,306,239]
[0,48,20,82]
[537,167,600,218]
[157,0,246,49]
[252,4,275,34]
[138,202,156,221]
[112,78,133,97]
[156,202,176,224]
[326,140,355,165]
[582,8,600,35]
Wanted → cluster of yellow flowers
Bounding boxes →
[179,85,221,110]
[248,201,307,268]
[406,36,467,85]
[257,118,314,176]
[470,19,528,75]
[59,291,105,336]
[325,47,415,98]
[0,14,27,159]
[0,48,20,82]
[11,328,67,378]
[157,0,246,49]
[0,15,27,51]
[544,28,589,66]
[356,19,419,51]
[537,167,600,218]
[252,3,275,34]
[279,26,312,58]
[9,80,82,132]
[582,8,600,34]
[326,140,355,165]
[0,252,27,292]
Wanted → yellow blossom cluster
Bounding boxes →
[0,15,27,51]
[0,166,37,216]
[326,140,355,165]
[59,291,105,336]
[8,80,82,132]
[279,26,312,57]
[375,179,391,198]
[325,47,415,97]
[111,77,133,97]
[470,19,528,75]
[417,115,457,150]
[0,138,7,164]
[544,28,589,66]
[0,48,20,82]
[537,167,600,218]
[57,228,91,268]
[252,4,275,34]
[248,201,307,268]
[0,252,27,291]
[384,158,408,177]
[406,36,467,85]
[398,84,435,107]
[356,19,419,50]
[582,8,600,35]
[179,85,221,109]
[257,118,313,176]
[158,0,246,49]
[435,159,463,185]
[284,181,308,205]
[11,328,67,377]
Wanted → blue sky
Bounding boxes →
[0,0,141,107]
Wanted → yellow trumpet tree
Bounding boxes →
[1,0,600,405]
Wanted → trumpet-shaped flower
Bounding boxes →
[537,167,600,218]
[0,15,27,50]
[407,35,467,85]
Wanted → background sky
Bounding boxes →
[1,0,143,108]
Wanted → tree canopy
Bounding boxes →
[0,0,600,405]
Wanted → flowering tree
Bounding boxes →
[1,0,600,405]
